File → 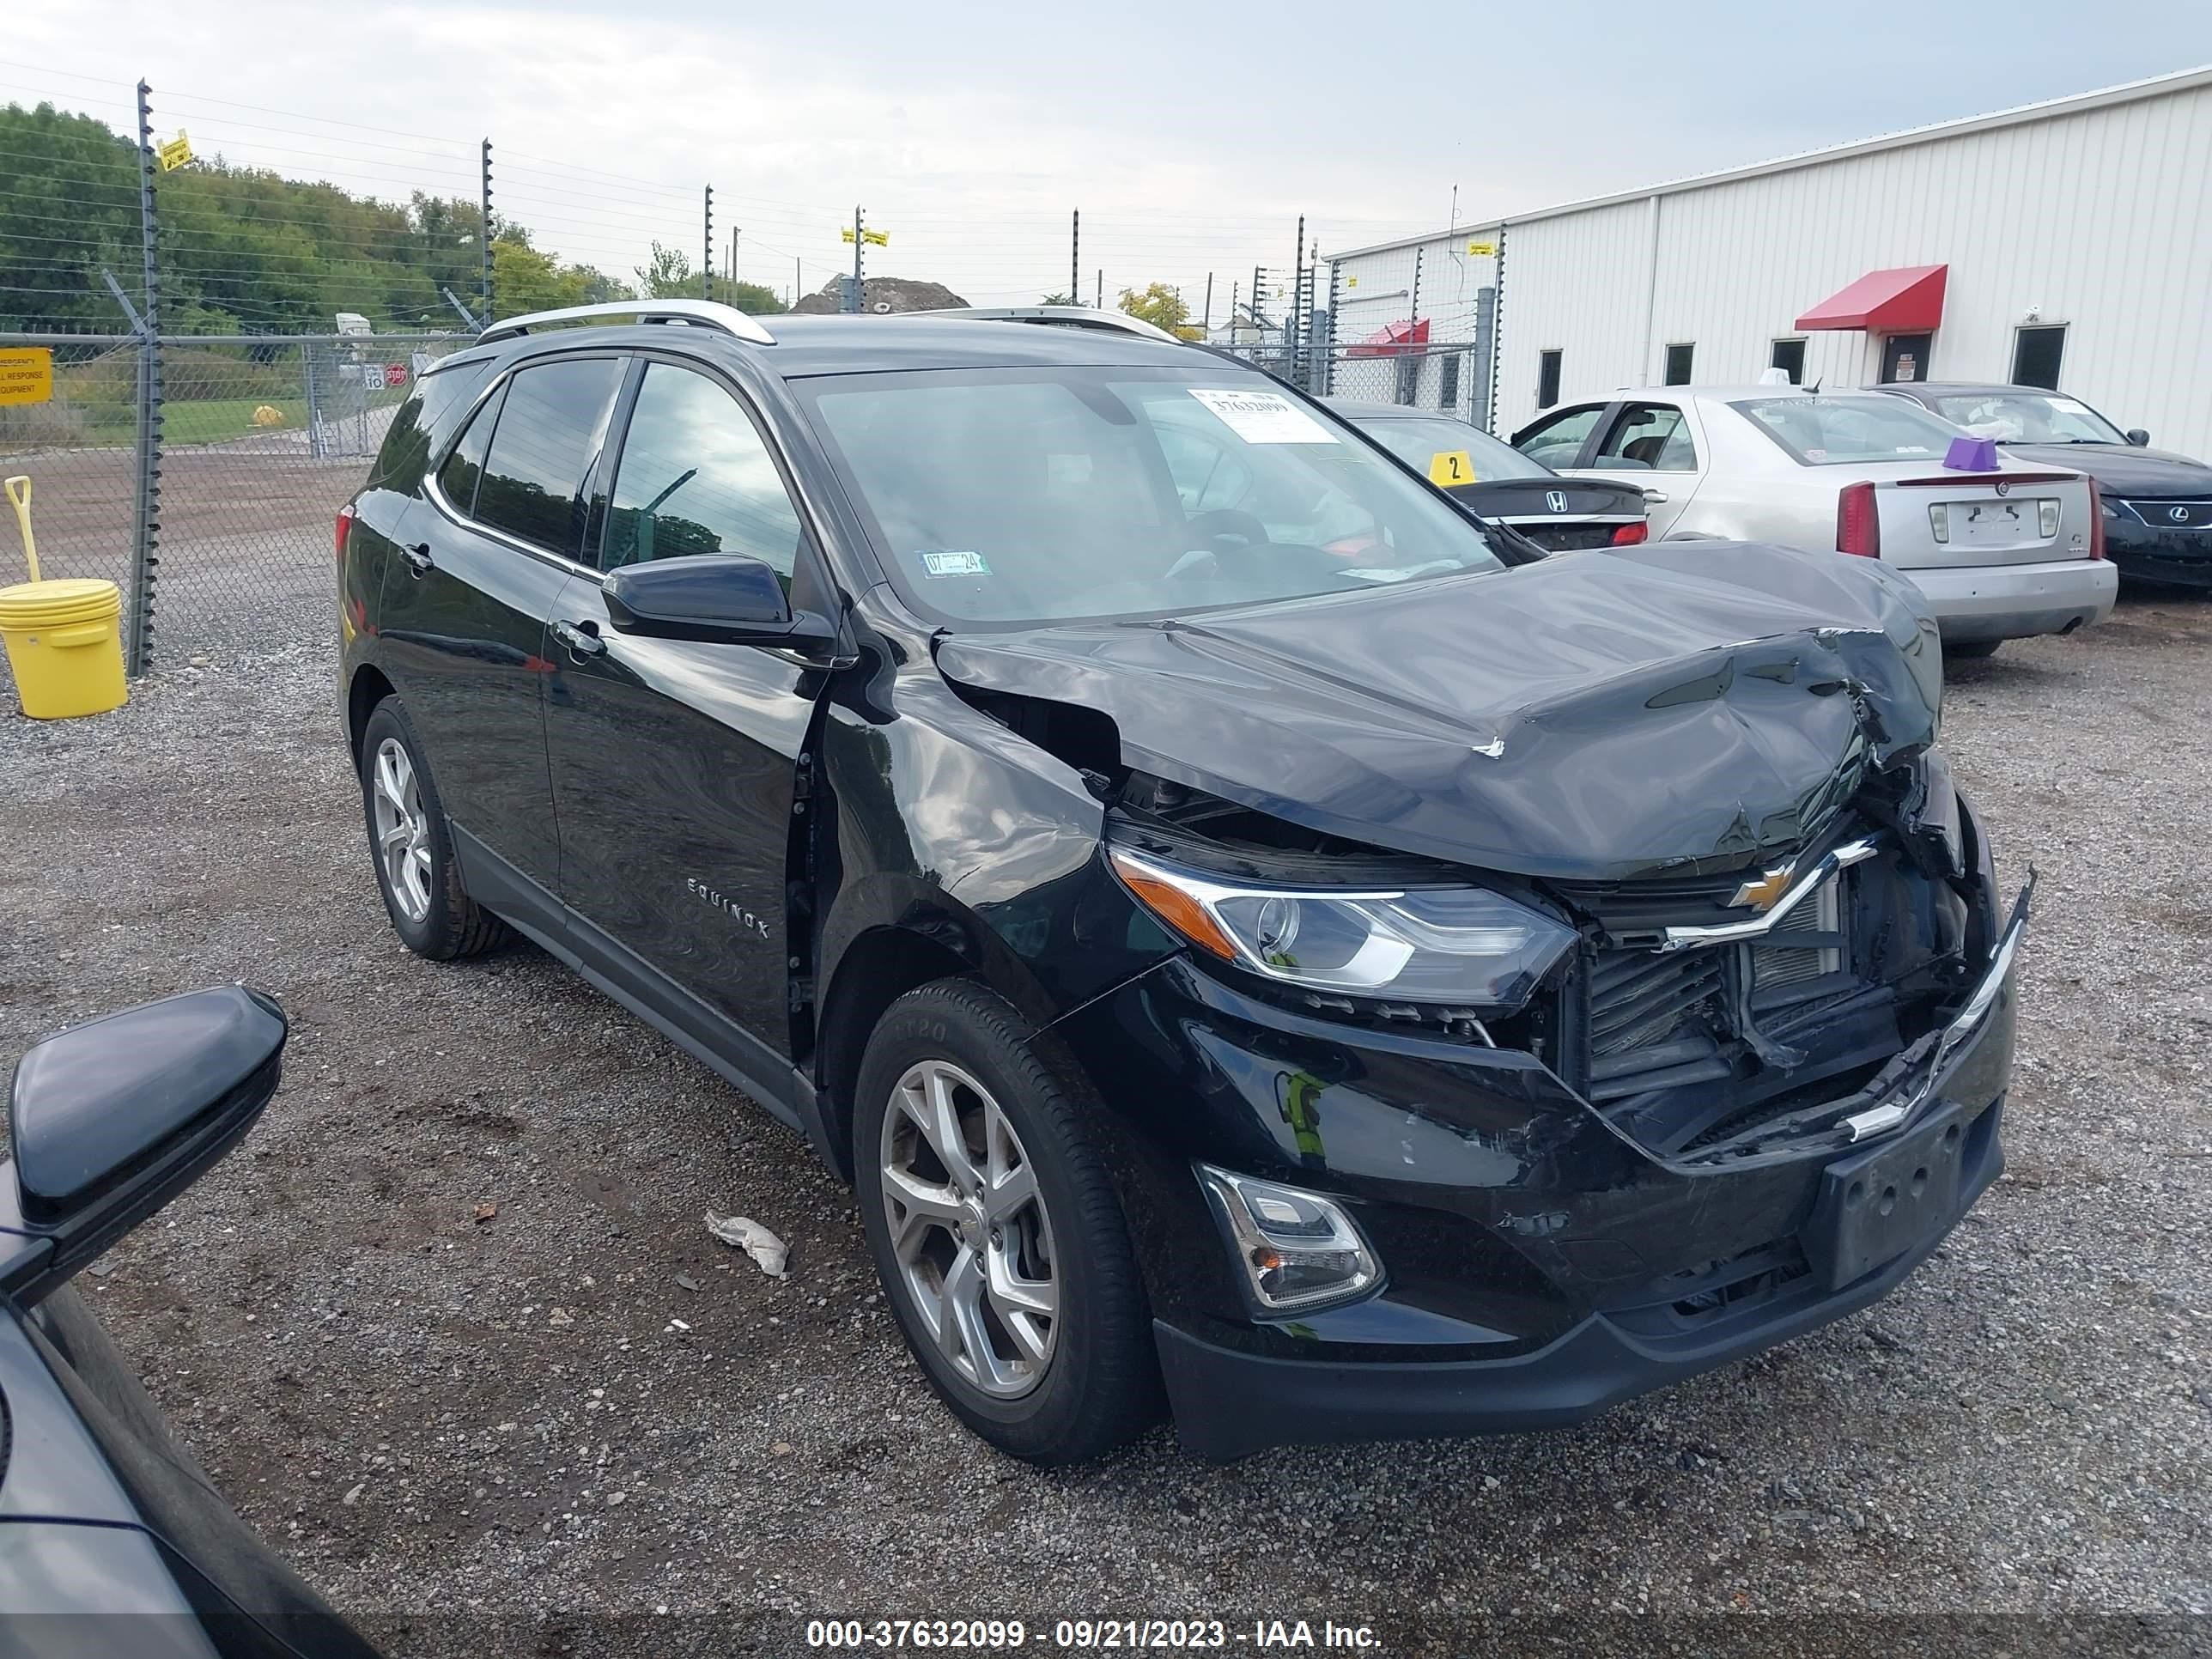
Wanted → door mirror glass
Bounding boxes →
[2125,428,2150,447]
[604,553,837,649]
[4,987,286,1306]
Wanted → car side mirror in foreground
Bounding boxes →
[604,554,840,651]
[1,986,285,1307]
[2125,428,2150,447]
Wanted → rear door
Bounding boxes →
[544,354,834,1063]
[1563,399,1706,537]
[1510,401,1611,469]
[378,351,625,898]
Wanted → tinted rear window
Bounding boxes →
[471,357,624,555]
[1353,416,1551,483]
[368,358,492,495]
[1729,395,1962,465]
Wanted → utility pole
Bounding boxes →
[1288,216,1305,385]
[1070,210,1079,305]
[478,137,494,320]
[1095,269,1103,310]
[793,255,801,309]
[848,205,865,313]
[702,185,714,300]
[1202,271,1212,334]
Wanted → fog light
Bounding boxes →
[1196,1164,1382,1315]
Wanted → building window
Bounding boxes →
[1663,343,1694,386]
[1537,349,1563,409]
[2013,325,2066,390]
[1439,351,1462,411]
[1770,338,1807,385]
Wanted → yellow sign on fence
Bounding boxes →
[0,348,54,407]
[157,131,195,171]
[1466,240,1497,257]
[839,225,890,246]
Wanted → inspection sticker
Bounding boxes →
[918,550,991,577]
[1187,388,1336,444]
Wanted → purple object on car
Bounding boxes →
[1943,434,2000,471]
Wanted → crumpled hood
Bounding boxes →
[934,544,1943,881]
[2003,441,2212,495]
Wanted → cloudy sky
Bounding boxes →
[10,1,2212,318]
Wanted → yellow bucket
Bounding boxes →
[0,577,128,720]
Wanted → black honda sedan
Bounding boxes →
[1,988,380,1656]
[1327,397,1650,550]
[337,301,2026,1464]
[1875,381,2212,586]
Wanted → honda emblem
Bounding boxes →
[1544,489,1569,514]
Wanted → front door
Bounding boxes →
[1881,332,1935,384]
[379,354,625,893]
[1567,399,1705,538]
[544,356,830,1060]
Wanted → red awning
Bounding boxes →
[1345,317,1431,358]
[1795,264,1948,332]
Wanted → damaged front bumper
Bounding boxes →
[1051,878,2032,1462]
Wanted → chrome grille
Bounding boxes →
[2122,499,2212,530]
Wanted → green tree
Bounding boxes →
[1117,282,1202,340]
[491,239,592,318]
[1039,290,1076,307]
[714,276,787,314]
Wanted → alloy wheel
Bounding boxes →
[369,737,433,923]
[878,1059,1059,1399]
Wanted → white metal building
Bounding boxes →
[1324,65,2212,457]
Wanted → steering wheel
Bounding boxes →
[1165,508,1273,580]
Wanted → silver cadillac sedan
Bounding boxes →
[1513,386,2118,657]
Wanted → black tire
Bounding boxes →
[1945,639,2002,660]
[357,697,508,960]
[854,979,1162,1464]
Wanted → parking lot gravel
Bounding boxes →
[3,570,2209,1656]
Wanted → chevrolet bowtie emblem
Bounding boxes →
[1729,864,1796,912]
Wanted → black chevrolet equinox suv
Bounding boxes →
[337,299,2029,1463]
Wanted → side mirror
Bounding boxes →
[2,986,286,1307]
[2125,428,2150,447]
[604,554,838,650]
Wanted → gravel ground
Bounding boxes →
[2,572,2209,1656]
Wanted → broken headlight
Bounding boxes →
[1109,847,1574,1010]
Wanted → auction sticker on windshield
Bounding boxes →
[1187,388,1336,444]
[919,550,991,577]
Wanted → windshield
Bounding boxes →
[1926,391,2125,445]
[803,368,1509,625]
[1349,414,1553,483]
[1730,395,1966,465]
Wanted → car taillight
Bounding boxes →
[1610,521,1648,545]
[335,502,356,566]
[2087,480,2107,560]
[1836,482,1881,557]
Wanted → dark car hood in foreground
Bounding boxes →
[2003,441,2212,495]
[935,545,1940,881]
[1443,476,1646,519]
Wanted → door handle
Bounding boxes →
[402,543,434,576]
[552,618,606,660]
[1642,489,1670,504]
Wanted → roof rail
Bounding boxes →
[477,298,775,347]
[916,305,1185,345]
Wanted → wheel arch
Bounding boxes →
[346,661,396,763]
[811,896,1066,1186]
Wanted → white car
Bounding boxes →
[1513,386,2118,655]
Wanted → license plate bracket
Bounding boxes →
[1801,1101,1975,1292]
